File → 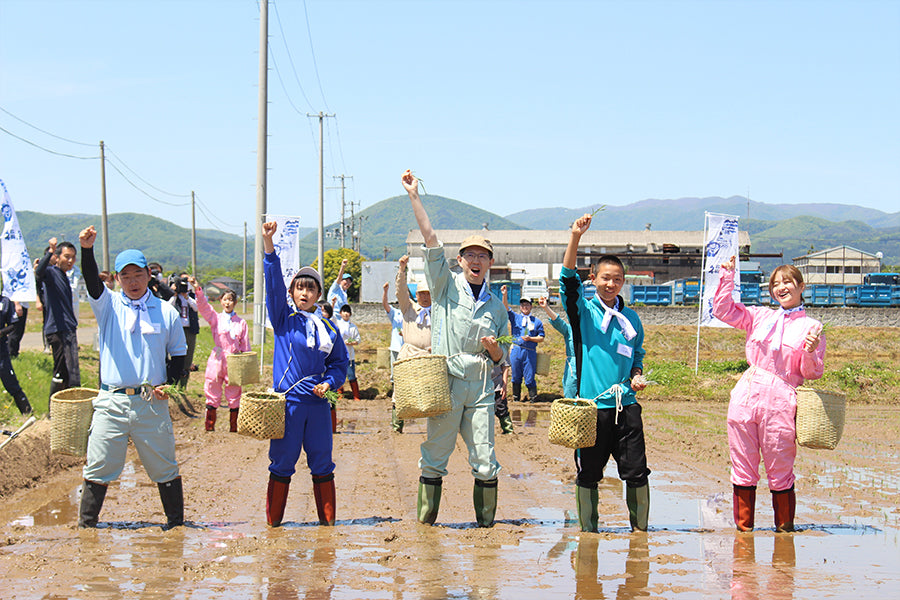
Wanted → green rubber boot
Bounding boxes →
[391,405,404,433]
[417,476,442,525]
[499,414,514,434]
[626,484,650,532]
[576,483,599,533]
[473,478,498,527]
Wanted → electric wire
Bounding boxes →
[301,0,330,112]
[0,106,95,147]
[193,193,242,231]
[271,0,316,112]
[104,160,190,207]
[104,146,192,198]
[0,125,99,160]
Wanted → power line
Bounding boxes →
[0,125,99,160]
[104,160,190,207]
[271,0,316,112]
[301,0,330,112]
[104,145,192,198]
[0,106,95,146]
[193,193,242,231]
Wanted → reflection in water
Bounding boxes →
[573,533,652,600]
[617,534,649,600]
[731,534,796,600]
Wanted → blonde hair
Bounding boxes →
[768,265,804,297]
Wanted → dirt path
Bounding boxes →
[0,397,897,598]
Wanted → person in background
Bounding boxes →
[392,254,434,434]
[0,293,32,414]
[327,258,352,309]
[336,304,362,401]
[537,296,577,399]
[561,213,650,533]
[76,225,187,529]
[147,261,174,301]
[501,289,545,402]
[189,279,250,433]
[262,220,348,527]
[402,169,508,528]
[382,279,405,432]
[319,303,341,432]
[713,255,825,533]
[491,358,513,434]
[6,299,27,359]
[169,274,200,387]
[34,237,80,405]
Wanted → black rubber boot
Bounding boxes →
[512,382,522,403]
[78,479,108,528]
[158,477,184,530]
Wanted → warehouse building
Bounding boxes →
[405,226,752,283]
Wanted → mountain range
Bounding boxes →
[12,195,899,277]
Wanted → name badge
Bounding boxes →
[616,343,633,358]
[148,323,161,334]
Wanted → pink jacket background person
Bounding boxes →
[194,283,250,431]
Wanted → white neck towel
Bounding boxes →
[123,290,155,334]
[752,305,804,348]
[594,294,637,341]
[416,305,432,327]
[305,312,334,354]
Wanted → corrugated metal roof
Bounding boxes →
[405,229,750,247]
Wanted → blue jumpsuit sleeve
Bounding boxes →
[323,322,349,390]
[264,252,288,332]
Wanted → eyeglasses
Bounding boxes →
[461,251,491,261]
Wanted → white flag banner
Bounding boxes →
[264,215,301,328]
[699,212,741,328]
[0,179,37,302]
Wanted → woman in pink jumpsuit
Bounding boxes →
[190,278,251,432]
[713,257,825,532]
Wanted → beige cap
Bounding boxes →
[458,234,493,256]
[416,277,430,293]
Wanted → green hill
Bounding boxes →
[297,194,527,264]
[506,197,900,231]
[16,211,250,272]
[12,199,899,278]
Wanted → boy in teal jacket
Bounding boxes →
[560,213,650,532]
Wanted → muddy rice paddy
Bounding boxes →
[1,393,897,599]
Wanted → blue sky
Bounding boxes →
[1,0,898,240]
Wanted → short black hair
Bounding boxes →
[55,241,76,255]
[591,255,625,275]
[320,303,334,318]
[340,304,352,315]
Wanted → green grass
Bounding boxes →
[4,320,899,425]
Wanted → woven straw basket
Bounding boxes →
[50,387,98,456]
[236,391,286,440]
[796,387,846,450]
[226,352,260,386]
[536,352,550,376]
[548,398,598,449]
[376,347,391,370]
[393,354,451,419]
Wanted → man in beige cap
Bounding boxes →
[402,170,508,527]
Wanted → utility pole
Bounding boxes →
[191,191,197,276]
[243,221,247,313]
[252,0,268,346]
[332,174,352,248]
[307,111,335,282]
[99,140,109,272]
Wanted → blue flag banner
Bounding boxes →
[0,179,37,302]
